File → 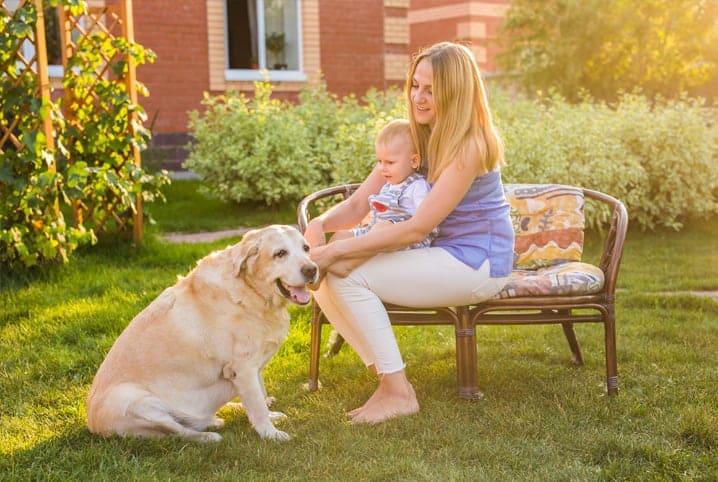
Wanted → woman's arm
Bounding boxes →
[311,157,484,271]
[304,166,386,247]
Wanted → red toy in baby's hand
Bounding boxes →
[372,200,389,213]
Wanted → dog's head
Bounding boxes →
[231,225,318,306]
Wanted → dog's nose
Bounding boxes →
[302,264,318,281]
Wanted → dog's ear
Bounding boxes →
[232,232,261,277]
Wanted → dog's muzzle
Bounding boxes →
[277,263,318,305]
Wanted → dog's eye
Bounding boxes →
[303,244,310,252]
[274,249,288,259]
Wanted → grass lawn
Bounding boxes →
[1,179,717,480]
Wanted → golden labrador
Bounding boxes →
[86,225,318,442]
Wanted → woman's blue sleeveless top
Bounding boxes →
[432,170,514,277]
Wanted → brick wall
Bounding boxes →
[383,0,410,89]
[408,0,510,72]
[318,0,386,98]
[133,0,209,135]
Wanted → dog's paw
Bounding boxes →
[267,430,291,442]
[268,410,287,421]
[197,431,223,443]
[208,417,225,429]
[258,427,291,441]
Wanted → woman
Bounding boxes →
[304,42,514,424]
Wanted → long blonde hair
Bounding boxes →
[405,42,504,182]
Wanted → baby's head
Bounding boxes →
[374,119,420,185]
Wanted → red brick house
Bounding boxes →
[130,0,512,167]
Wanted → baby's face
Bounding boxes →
[375,138,418,185]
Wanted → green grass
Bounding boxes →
[146,179,297,233]
[1,180,717,480]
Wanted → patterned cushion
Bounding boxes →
[494,262,604,299]
[505,184,585,270]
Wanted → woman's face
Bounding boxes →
[410,58,435,128]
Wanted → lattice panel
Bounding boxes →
[58,2,141,237]
[0,0,54,156]
[1,0,144,242]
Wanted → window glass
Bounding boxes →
[226,0,300,72]
[263,0,298,70]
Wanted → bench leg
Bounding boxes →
[306,302,323,391]
[561,321,584,365]
[604,303,619,395]
[455,307,483,400]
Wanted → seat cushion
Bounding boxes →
[494,261,605,299]
[505,184,585,270]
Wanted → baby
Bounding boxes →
[334,118,436,248]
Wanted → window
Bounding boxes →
[225,0,304,82]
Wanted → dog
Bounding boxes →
[86,225,318,442]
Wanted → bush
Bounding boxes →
[491,89,718,230]
[185,80,319,206]
[186,78,716,231]
[185,79,405,206]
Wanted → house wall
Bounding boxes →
[133,0,210,136]
[408,0,510,73]
[383,0,411,89]
[317,0,385,98]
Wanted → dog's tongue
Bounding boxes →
[288,286,311,305]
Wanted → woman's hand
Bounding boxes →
[304,218,327,248]
[327,258,366,278]
[309,243,337,272]
[311,242,371,278]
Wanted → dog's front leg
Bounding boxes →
[231,365,290,441]
[256,370,286,421]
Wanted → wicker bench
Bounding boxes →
[297,183,628,399]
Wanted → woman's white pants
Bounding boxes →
[312,247,508,374]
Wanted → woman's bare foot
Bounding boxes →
[349,371,419,424]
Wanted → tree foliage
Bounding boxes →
[498,0,718,101]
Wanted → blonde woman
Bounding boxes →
[304,42,514,424]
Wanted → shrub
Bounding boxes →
[325,88,406,184]
[60,31,167,235]
[186,80,406,206]
[186,77,716,231]
[185,80,319,206]
[492,89,718,230]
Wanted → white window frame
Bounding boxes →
[223,0,306,82]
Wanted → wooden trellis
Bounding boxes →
[59,0,143,242]
[0,0,55,157]
[0,0,144,242]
